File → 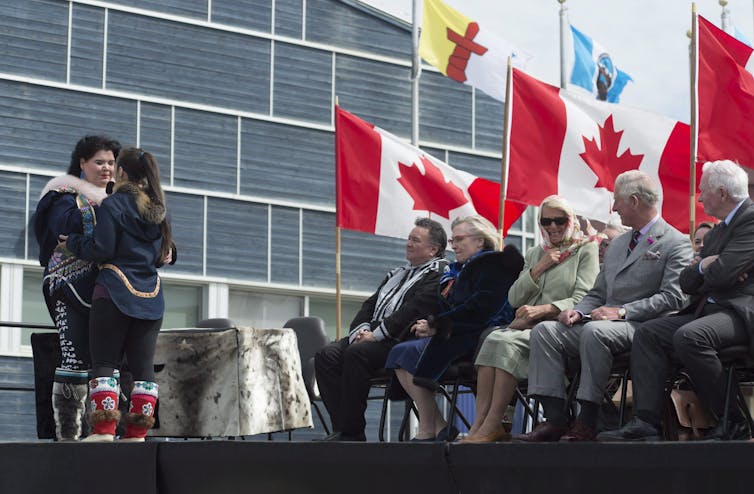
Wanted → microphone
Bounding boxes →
[106,181,115,195]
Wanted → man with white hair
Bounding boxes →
[515,170,692,442]
[600,160,754,441]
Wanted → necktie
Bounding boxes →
[627,230,640,256]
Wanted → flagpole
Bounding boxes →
[334,97,342,340]
[720,1,730,32]
[689,3,698,239]
[499,58,514,247]
[558,0,568,89]
[411,0,421,146]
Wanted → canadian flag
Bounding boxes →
[697,15,754,168]
[507,68,712,233]
[335,106,526,239]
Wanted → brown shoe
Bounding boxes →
[559,421,597,442]
[462,426,511,443]
[513,422,568,442]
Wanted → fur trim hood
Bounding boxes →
[112,182,166,224]
[40,174,108,205]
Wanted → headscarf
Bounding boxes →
[538,195,597,260]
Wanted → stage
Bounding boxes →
[2,440,753,494]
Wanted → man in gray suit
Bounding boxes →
[515,170,692,442]
[600,160,754,441]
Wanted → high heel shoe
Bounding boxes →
[461,427,511,443]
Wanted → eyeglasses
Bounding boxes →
[94,159,116,166]
[539,217,568,227]
[448,235,474,245]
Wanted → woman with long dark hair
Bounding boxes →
[61,147,174,442]
[34,135,120,441]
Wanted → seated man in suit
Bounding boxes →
[600,160,754,441]
[515,170,692,442]
[314,217,447,441]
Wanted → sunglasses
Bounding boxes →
[539,217,568,227]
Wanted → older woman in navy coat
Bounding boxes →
[385,215,523,441]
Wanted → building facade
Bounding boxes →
[0,0,537,440]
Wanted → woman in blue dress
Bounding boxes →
[385,215,523,441]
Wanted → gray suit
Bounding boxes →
[528,218,692,403]
[631,199,754,420]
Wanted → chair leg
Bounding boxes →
[722,364,736,437]
[398,400,417,442]
[311,401,330,436]
[618,370,629,427]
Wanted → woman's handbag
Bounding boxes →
[664,376,716,441]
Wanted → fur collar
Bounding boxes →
[41,175,108,205]
[113,181,166,224]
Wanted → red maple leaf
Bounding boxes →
[579,115,644,191]
[397,155,468,219]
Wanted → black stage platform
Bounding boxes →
[2,440,753,494]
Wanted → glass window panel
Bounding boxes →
[308,296,362,342]
[21,269,55,347]
[228,290,303,329]
[161,283,202,330]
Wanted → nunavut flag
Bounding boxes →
[697,15,754,169]
[335,106,525,240]
[507,69,712,233]
[419,0,531,102]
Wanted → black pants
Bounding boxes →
[43,288,91,372]
[89,298,162,381]
[314,337,395,435]
[631,304,749,422]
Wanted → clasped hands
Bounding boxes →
[558,306,622,327]
[411,319,436,338]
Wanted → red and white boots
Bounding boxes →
[83,377,158,442]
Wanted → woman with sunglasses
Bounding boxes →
[462,195,599,442]
[34,135,121,441]
[384,215,524,442]
[60,148,174,442]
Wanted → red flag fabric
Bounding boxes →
[335,106,525,239]
[507,69,712,233]
[697,15,754,168]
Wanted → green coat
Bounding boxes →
[507,241,599,312]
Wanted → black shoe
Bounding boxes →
[314,431,366,442]
[435,424,459,442]
[703,417,751,441]
[597,417,661,442]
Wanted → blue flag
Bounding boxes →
[569,25,632,103]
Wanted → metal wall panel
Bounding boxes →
[139,102,173,184]
[165,192,204,275]
[0,81,136,173]
[274,0,303,38]
[27,175,51,264]
[240,119,333,205]
[419,72,473,148]
[106,11,271,113]
[0,357,36,441]
[70,4,104,88]
[335,55,411,137]
[301,210,334,287]
[205,197,268,280]
[447,151,501,182]
[273,43,332,124]
[0,0,67,82]
[173,108,237,193]
[109,0,207,19]
[306,0,410,59]
[212,0,272,32]
[341,229,405,291]
[270,206,300,284]
[0,172,29,259]
[474,91,505,152]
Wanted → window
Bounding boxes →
[161,282,202,330]
[308,296,363,341]
[228,290,303,329]
[22,269,54,346]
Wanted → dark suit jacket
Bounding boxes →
[679,198,754,355]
